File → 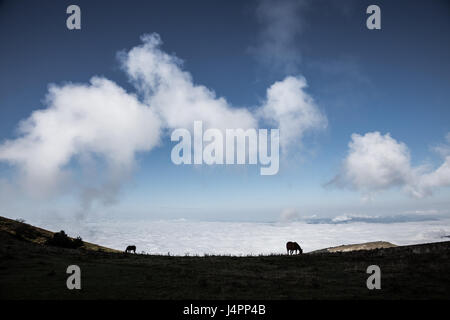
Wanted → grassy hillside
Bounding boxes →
[1,216,450,299]
[0,216,119,253]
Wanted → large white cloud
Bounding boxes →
[0,77,161,205]
[260,76,327,152]
[120,34,326,157]
[0,34,326,208]
[332,132,450,198]
[120,33,257,132]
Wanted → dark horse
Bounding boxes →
[286,241,303,255]
[125,245,136,253]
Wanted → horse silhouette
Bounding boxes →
[286,241,303,255]
[125,245,136,253]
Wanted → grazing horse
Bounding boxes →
[286,241,303,255]
[125,245,136,253]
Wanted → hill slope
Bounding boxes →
[310,241,397,254]
[1,216,450,299]
[0,216,119,253]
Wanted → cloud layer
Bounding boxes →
[331,132,450,198]
[36,217,450,255]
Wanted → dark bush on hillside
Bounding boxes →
[72,236,84,249]
[14,222,39,241]
[46,230,84,249]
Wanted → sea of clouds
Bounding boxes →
[33,216,450,256]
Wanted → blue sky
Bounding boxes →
[0,0,449,222]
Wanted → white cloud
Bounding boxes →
[121,34,326,153]
[0,77,161,206]
[332,132,450,198]
[0,33,326,209]
[409,156,450,198]
[260,76,327,152]
[120,34,257,132]
[335,132,412,191]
